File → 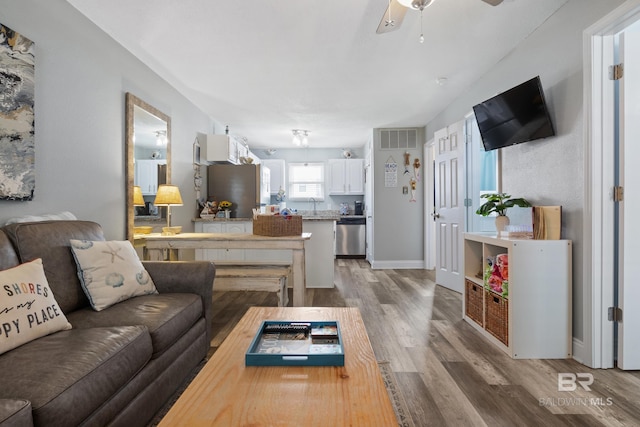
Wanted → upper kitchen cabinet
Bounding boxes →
[262,159,286,195]
[328,159,365,195]
[197,133,249,164]
[135,159,166,195]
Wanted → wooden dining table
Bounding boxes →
[137,232,312,307]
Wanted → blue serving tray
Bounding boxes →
[245,320,344,366]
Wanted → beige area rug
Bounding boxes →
[149,360,414,426]
[378,361,416,427]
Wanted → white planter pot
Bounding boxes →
[495,215,510,233]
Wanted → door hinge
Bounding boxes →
[464,198,473,207]
[609,63,624,80]
[608,307,623,322]
[614,186,624,202]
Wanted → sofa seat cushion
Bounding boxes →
[0,326,151,427]
[66,293,202,359]
[0,399,32,426]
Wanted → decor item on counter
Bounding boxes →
[163,225,183,234]
[339,203,350,215]
[292,129,310,147]
[476,193,532,233]
[133,186,145,207]
[133,226,153,234]
[219,200,233,219]
[153,185,183,232]
[253,213,302,236]
[0,22,35,201]
[200,200,218,218]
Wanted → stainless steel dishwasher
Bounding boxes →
[335,217,366,257]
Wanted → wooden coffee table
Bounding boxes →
[158,307,397,426]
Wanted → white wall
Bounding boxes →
[0,0,220,239]
[425,0,625,344]
[371,128,425,268]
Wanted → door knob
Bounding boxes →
[431,212,440,219]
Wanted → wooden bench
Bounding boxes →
[214,261,292,307]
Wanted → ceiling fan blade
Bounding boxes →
[376,0,408,34]
[481,0,504,5]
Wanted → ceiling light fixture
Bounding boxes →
[155,130,167,146]
[397,0,434,43]
[292,129,310,147]
[436,77,448,86]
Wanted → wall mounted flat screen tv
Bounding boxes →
[472,76,555,151]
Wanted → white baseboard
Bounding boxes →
[572,337,586,366]
[369,260,425,270]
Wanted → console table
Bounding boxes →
[137,232,312,307]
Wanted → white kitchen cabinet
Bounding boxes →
[303,220,336,288]
[262,159,286,195]
[135,159,165,195]
[197,133,249,164]
[463,233,572,359]
[328,159,364,195]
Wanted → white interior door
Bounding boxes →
[434,120,465,293]
[617,29,640,370]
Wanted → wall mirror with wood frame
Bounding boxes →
[125,93,171,241]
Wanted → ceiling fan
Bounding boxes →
[376,0,504,37]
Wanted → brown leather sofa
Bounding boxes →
[0,220,215,427]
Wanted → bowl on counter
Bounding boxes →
[162,226,182,235]
[133,226,153,234]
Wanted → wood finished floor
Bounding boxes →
[209,259,640,427]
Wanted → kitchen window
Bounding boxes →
[288,162,324,200]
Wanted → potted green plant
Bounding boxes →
[476,193,532,232]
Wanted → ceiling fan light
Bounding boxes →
[398,0,433,10]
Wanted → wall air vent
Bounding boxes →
[380,129,419,150]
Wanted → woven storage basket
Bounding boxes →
[253,214,302,236]
[484,289,509,346]
[465,279,484,326]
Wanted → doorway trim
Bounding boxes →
[583,0,640,368]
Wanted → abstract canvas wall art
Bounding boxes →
[0,23,34,201]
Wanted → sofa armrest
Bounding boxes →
[0,399,33,427]
[143,261,216,343]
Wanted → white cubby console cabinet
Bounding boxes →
[463,233,572,359]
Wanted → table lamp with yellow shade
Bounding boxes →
[153,184,183,234]
[133,185,145,207]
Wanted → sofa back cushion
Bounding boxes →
[2,221,105,314]
[0,230,20,271]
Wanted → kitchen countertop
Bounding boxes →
[192,210,341,222]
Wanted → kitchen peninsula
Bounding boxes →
[194,211,338,290]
